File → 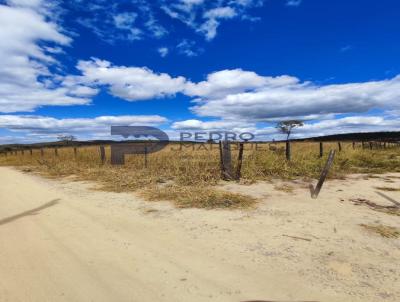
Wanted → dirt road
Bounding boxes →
[0,167,399,302]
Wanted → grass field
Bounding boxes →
[1,141,399,208]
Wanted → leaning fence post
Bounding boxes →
[338,142,342,152]
[310,150,336,199]
[99,146,106,164]
[319,142,323,158]
[236,143,244,180]
[219,141,234,180]
[286,141,291,161]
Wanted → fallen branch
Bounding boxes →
[282,234,312,242]
[349,198,400,216]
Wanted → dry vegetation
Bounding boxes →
[360,224,400,238]
[141,184,256,209]
[375,186,400,192]
[1,141,400,208]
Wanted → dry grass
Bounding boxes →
[141,185,257,209]
[360,224,400,238]
[350,198,400,216]
[1,141,400,208]
[375,186,400,192]
[274,184,295,193]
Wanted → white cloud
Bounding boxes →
[65,59,400,124]
[177,39,203,57]
[190,71,400,121]
[5,0,62,18]
[172,119,254,131]
[74,58,187,101]
[161,0,264,40]
[286,0,302,7]
[0,114,168,142]
[177,0,205,11]
[204,6,237,19]
[158,47,169,57]
[185,69,298,98]
[340,45,353,53]
[73,0,167,43]
[113,12,138,30]
[0,2,92,113]
[171,114,400,141]
[77,12,144,43]
[200,6,237,40]
[259,115,400,140]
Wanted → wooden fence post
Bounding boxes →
[99,146,106,164]
[369,142,373,150]
[219,141,234,180]
[319,142,323,158]
[29,149,33,156]
[54,148,58,157]
[144,146,148,168]
[236,143,244,180]
[74,147,78,159]
[352,142,355,149]
[286,141,291,161]
[310,150,336,199]
[338,142,342,152]
[40,149,44,158]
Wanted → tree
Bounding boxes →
[276,120,304,141]
[57,135,76,145]
[276,120,304,161]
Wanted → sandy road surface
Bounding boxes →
[0,167,399,302]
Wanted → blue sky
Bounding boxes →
[0,0,400,143]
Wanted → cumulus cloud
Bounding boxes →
[66,59,400,124]
[257,115,400,140]
[0,2,93,113]
[172,119,254,131]
[171,115,400,141]
[190,71,400,121]
[185,69,299,98]
[73,59,187,101]
[0,114,168,142]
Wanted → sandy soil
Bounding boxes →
[0,167,399,302]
